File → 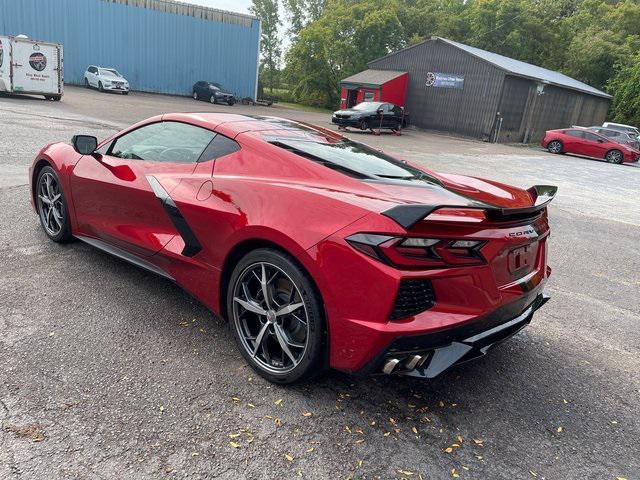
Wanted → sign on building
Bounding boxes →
[425,72,464,89]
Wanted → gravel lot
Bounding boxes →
[1,87,639,480]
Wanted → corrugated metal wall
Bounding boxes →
[369,39,505,139]
[0,0,260,98]
[369,38,611,143]
[519,85,610,143]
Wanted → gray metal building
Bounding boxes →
[368,37,611,143]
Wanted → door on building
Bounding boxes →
[346,89,358,108]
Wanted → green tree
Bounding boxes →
[285,0,406,107]
[282,0,327,36]
[251,0,282,94]
[608,53,640,126]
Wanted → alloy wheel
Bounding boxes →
[548,141,562,154]
[232,262,309,374]
[37,172,65,236]
[606,150,622,164]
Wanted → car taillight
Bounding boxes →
[346,234,486,269]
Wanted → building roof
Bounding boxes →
[437,38,611,99]
[340,69,407,87]
[102,0,257,28]
[369,37,611,99]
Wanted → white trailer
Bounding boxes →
[0,35,63,100]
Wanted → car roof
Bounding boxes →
[161,113,342,140]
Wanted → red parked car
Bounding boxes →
[541,128,639,164]
[30,113,554,384]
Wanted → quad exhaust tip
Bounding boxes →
[382,355,427,374]
[382,358,401,374]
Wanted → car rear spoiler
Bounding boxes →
[381,185,557,229]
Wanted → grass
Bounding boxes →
[276,101,333,114]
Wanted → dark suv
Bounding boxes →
[192,81,236,105]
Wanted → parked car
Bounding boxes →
[30,113,554,384]
[84,66,129,94]
[587,126,640,150]
[542,128,639,164]
[332,101,404,132]
[192,81,235,105]
[602,122,640,137]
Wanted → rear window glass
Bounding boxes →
[270,137,441,184]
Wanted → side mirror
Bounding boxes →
[377,108,384,114]
[72,135,98,155]
[597,139,604,143]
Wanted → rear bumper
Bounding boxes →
[357,291,550,378]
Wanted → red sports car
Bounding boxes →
[541,127,640,164]
[30,113,554,384]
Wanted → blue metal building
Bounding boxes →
[0,0,261,98]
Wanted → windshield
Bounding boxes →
[100,69,121,78]
[352,102,382,112]
[271,137,441,183]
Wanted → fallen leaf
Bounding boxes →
[231,397,241,402]
[229,433,241,438]
[191,452,199,457]
[247,403,255,408]
[473,439,483,445]
[557,426,563,433]
[274,399,283,406]
[439,401,445,407]
[529,471,538,477]
[302,412,313,417]
[285,453,294,462]
[451,468,459,478]
[397,469,414,476]
[354,439,364,444]
[159,406,165,412]
[306,447,315,453]
[229,442,240,448]
[412,427,418,434]
[445,447,453,453]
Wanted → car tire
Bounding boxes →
[84,78,90,88]
[359,120,369,131]
[226,248,326,384]
[547,140,563,154]
[98,81,104,92]
[193,91,198,100]
[210,95,216,104]
[35,166,73,243]
[228,99,235,106]
[605,149,623,164]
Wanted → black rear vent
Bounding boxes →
[390,279,435,320]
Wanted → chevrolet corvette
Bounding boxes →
[30,113,555,384]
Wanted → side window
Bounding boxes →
[565,130,584,138]
[198,134,240,162]
[109,122,216,163]
[584,132,602,142]
[381,104,393,113]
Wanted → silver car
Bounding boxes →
[84,66,130,94]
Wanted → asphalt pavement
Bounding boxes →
[1,87,638,480]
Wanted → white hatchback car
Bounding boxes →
[84,66,130,94]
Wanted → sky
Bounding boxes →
[175,0,252,15]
